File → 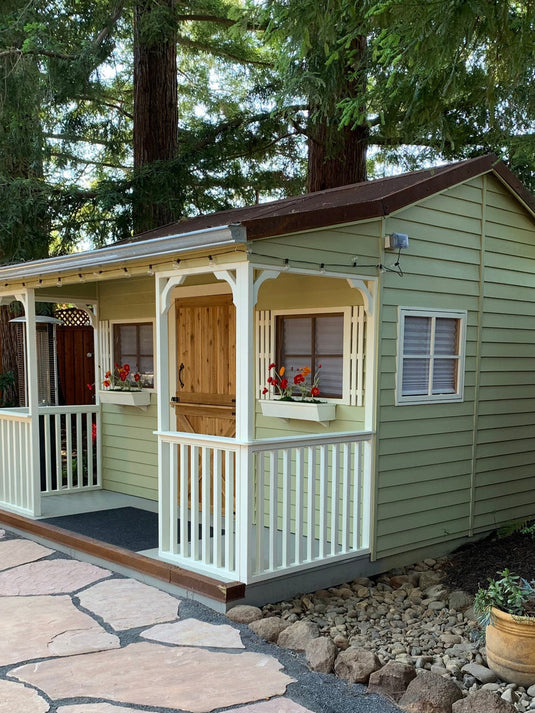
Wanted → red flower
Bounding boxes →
[294,373,305,385]
[120,372,127,381]
[311,386,320,397]
[267,376,273,384]
[269,363,276,370]
[272,379,279,387]
[103,380,110,388]
[87,383,93,392]
[262,387,268,395]
[92,423,97,443]
[134,373,140,382]
[124,364,130,373]
[280,378,288,389]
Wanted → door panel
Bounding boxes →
[174,295,236,512]
[174,294,236,437]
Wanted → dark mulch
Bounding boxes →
[443,530,535,594]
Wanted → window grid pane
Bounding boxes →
[114,322,154,388]
[400,311,463,401]
[277,313,344,398]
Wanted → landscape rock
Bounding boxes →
[248,617,287,642]
[461,662,497,684]
[452,690,517,712]
[334,648,381,684]
[226,605,263,624]
[448,591,474,612]
[368,660,417,702]
[418,571,444,590]
[277,621,319,652]
[305,637,337,673]
[398,670,463,712]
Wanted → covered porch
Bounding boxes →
[0,248,377,603]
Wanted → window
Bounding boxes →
[276,313,344,398]
[397,308,466,404]
[113,322,154,388]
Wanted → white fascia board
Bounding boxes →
[0,224,246,282]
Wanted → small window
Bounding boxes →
[276,313,344,398]
[113,322,154,388]
[397,308,466,404]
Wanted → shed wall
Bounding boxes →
[98,276,158,500]
[375,174,535,559]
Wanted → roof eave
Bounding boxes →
[0,224,245,284]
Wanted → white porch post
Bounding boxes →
[233,263,255,582]
[156,275,185,555]
[24,289,41,516]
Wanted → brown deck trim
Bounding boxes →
[0,509,245,604]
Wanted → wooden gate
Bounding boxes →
[173,294,236,511]
[55,309,95,405]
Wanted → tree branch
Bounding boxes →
[176,35,272,67]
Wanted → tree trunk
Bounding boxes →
[307,34,368,192]
[133,0,178,234]
[0,304,20,407]
[307,121,368,192]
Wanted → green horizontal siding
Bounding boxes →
[375,173,535,560]
[101,396,158,500]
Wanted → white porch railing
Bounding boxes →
[0,409,33,514]
[39,406,101,495]
[158,430,372,584]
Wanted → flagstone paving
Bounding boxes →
[77,577,180,630]
[0,530,402,713]
[12,642,295,712]
[0,679,49,713]
[0,558,110,595]
[0,595,119,666]
[141,617,245,648]
[0,538,53,570]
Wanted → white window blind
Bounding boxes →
[398,309,465,404]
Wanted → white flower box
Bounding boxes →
[260,400,336,425]
[99,390,151,408]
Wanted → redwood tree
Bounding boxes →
[132,0,179,233]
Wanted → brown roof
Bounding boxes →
[126,154,535,244]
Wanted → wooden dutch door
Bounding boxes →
[173,294,236,511]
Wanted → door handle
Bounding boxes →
[178,363,185,388]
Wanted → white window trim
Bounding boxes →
[396,307,467,406]
[110,318,157,392]
[270,307,352,404]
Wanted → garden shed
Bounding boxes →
[0,153,534,609]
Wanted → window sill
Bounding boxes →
[99,390,151,409]
[260,400,336,425]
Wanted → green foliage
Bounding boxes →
[474,569,535,626]
[0,371,15,407]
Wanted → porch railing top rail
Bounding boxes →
[157,429,374,450]
[37,405,99,415]
[0,408,31,421]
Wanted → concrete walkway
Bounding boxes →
[0,528,401,713]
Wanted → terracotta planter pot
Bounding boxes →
[485,606,535,686]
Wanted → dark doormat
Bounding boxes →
[42,507,216,552]
[42,507,159,551]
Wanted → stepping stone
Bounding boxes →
[227,700,314,712]
[0,539,53,571]
[0,595,119,666]
[0,679,49,713]
[78,578,179,630]
[58,706,140,713]
[142,618,244,648]
[0,559,109,595]
[11,642,295,713]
